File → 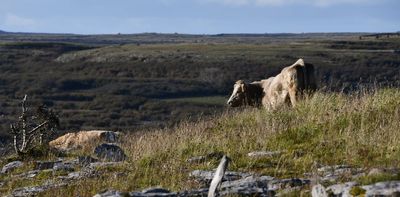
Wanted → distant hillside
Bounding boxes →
[0,32,377,45]
[0,33,399,143]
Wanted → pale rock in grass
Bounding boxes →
[219,187,270,196]
[178,188,209,196]
[93,190,125,197]
[10,182,67,197]
[317,165,352,173]
[128,188,177,196]
[220,175,276,196]
[368,168,387,176]
[221,175,274,189]
[316,165,363,183]
[311,184,328,197]
[12,170,40,179]
[326,181,357,197]
[367,167,399,176]
[34,160,62,170]
[68,168,96,180]
[268,178,311,191]
[89,161,122,168]
[52,162,75,172]
[362,181,400,196]
[190,169,252,183]
[1,161,23,174]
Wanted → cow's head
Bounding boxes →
[227,80,247,107]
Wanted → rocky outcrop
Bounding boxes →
[362,181,400,196]
[93,162,400,197]
[4,156,399,197]
[34,160,62,170]
[311,184,328,197]
[313,181,400,196]
[6,157,124,197]
[303,164,365,183]
[93,190,125,197]
[94,171,310,197]
[1,161,23,174]
[326,181,357,196]
[190,170,252,183]
[10,182,67,197]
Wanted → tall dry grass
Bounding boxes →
[41,88,400,196]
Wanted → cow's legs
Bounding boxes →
[288,89,297,107]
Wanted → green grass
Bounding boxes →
[28,88,400,196]
[349,186,366,196]
[357,172,400,185]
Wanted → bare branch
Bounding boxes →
[27,121,49,135]
[10,124,18,134]
[8,94,59,155]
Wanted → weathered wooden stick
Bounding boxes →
[208,155,230,197]
[20,95,28,152]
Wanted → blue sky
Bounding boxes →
[0,0,399,34]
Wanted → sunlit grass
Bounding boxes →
[3,88,400,196]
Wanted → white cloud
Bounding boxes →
[203,0,378,7]
[4,13,37,27]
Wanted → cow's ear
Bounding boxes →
[241,84,246,92]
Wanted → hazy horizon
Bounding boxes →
[1,0,399,34]
[1,29,398,35]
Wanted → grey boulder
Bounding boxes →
[1,161,23,174]
[362,181,400,196]
[94,143,127,162]
[189,170,252,183]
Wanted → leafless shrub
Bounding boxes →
[9,95,59,155]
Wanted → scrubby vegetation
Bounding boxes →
[0,33,399,196]
[7,88,391,196]
[1,33,400,145]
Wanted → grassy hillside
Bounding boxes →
[0,88,392,196]
[1,34,400,143]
